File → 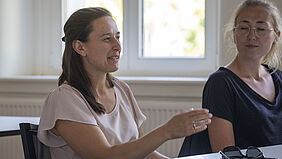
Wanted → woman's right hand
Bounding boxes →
[161,108,212,140]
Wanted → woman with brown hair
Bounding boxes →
[38,7,212,159]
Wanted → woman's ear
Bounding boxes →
[277,30,281,37]
[276,31,281,40]
[273,31,280,44]
[72,40,87,56]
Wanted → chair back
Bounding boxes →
[178,129,212,157]
[19,123,51,159]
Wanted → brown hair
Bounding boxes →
[59,7,114,114]
[224,0,282,70]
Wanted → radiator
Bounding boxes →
[0,100,195,158]
[0,100,43,159]
[0,135,24,159]
[141,107,185,157]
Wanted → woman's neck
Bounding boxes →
[226,55,266,80]
[87,72,109,94]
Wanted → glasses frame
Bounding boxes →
[219,146,264,159]
[234,25,274,38]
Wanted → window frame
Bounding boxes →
[117,0,219,77]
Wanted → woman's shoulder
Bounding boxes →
[47,83,84,101]
[272,69,282,81]
[204,67,242,91]
[207,67,234,81]
[274,69,282,76]
[50,83,73,94]
[112,77,131,90]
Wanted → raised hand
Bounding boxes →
[161,109,212,140]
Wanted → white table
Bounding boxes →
[0,116,40,137]
[177,144,282,159]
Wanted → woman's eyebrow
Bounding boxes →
[238,20,268,25]
[99,33,112,37]
[256,21,268,24]
[100,31,120,37]
[239,20,250,23]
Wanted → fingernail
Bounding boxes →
[209,113,213,118]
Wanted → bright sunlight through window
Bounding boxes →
[143,0,205,58]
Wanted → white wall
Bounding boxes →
[0,0,62,76]
[0,0,35,76]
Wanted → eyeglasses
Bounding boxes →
[219,146,264,159]
[234,25,274,37]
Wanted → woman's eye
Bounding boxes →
[104,37,111,41]
[257,28,266,31]
[240,27,249,30]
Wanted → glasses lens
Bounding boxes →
[246,146,263,158]
[223,146,244,158]
[256,28,265,37]
[235,25,249,36]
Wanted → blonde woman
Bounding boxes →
[203,0,282,152]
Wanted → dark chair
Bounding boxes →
[19,123,51,159]
[178,129,212,157]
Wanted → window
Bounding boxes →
[120,0,218,76]
[143,0,205,58]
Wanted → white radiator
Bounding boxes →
[0,101,43,159]
[0,99,195,158]
[0,135,24,159]
[141,107,185,157]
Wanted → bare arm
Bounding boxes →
[208,116,234,152]
[54,109,212,159]
[140,129,169,159]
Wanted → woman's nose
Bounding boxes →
[113,38,121,51]
[247,28,257,40]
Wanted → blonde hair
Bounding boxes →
[224,0,282,71]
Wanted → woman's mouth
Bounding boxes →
[245,44,259,48]
[107,55,119,62]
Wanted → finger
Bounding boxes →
[194,113,213,122]
[188,113,213,123]
[194,124,208,133]
[179,107,197,114]
[188,109,210,117]
[200,118,212,125]
[193,118,211,128]
[180,109,209,117]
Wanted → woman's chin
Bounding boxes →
[108,67,119,73]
